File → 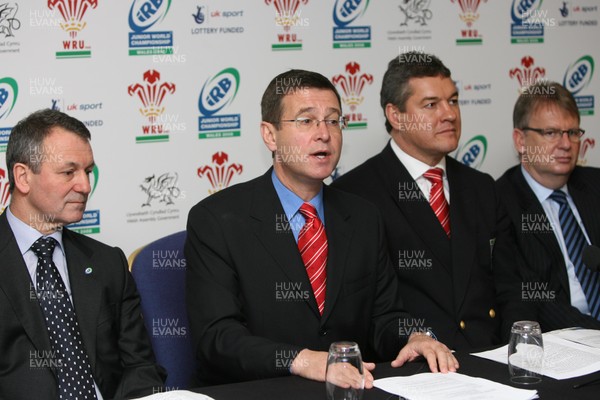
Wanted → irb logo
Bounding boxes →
[333,0,369,27]
[564,55,594,95]
[129,0,171,32]
[455,135,487,170]
[198,68,240,117]
[511,0,544,23]
[0,77,18,119]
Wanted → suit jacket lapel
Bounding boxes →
[62,229,102,370]
[321,187,352,324]
[378,144,452,272]
[511,167,570,293]
[446,158,477,311]
[249,171,320,318]
[0,213,53,354]
[569,169,600,246]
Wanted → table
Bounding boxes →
[195,351,600,399]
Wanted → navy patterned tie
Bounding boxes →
[549,191,600,320]
[31,237,98,399]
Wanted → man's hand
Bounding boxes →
[290,349,376,388]
[391,334,459,373]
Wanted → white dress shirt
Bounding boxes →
[390,139,450,203]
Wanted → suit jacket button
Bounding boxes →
[489,308,496,318]
[319,329,328,336]
[459,320,466,330]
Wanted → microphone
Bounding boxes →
[582,245,600,272]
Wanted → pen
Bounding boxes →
[573,377,600,389]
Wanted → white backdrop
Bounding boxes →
[0,0,598,256]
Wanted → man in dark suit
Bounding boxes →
[185,69,458,387]
[497,81,600,330]
[0,109,165,399]
[333,52,531,350]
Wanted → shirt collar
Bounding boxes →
[521,165,569,203]
[390,139,447,180]
[271,170,325,223]
[6,206,64,256]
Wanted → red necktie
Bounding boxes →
[298,203,327,315]
[423,168,451,237]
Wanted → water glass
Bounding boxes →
[325,341,364,400]
[508,321,543,384]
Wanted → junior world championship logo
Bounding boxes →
[510,0,545,44]
[563,55,595,116]
[0,76,18,152]
[198,68,241,139]
[128,0,174,56]
[454,135,488,170]
[128,70,176,143]
[332,62,373,130]
[332,0,371,49]
[48,0,97,59]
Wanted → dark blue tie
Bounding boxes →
[549,190,600,320]
[31,237,98,400]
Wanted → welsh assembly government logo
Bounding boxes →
[0,2,21,54]
[265,0,308,51]
[48,0,97,59]
[0,76,18,152]
[564,55,595,116]
[451,0,488,45]
[510,0,545,44]
[331,62,373,130]
[198,68,241,139]
[67,165,100,234]
[509,56,546,91]
[128,70,176,144]
[197,152,243,194]
[128,0,174,56]
[332,0,371,49]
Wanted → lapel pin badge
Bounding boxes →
[85,267,93,275]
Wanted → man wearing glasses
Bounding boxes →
[497,81,600,330]
[185,69,458,386]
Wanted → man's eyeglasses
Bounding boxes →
[521,127,585,142]
[278,117,348,132]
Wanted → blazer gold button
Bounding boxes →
[489,308,496,318]
[459,320,466,330]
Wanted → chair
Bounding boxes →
[129,231,196,390]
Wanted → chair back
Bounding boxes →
[129,231,196,390]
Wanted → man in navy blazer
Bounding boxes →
[0,109,165,399]
[496,81,600,330]
[185,69,458,386]
[333,53,532,350]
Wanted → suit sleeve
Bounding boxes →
[184,204,303,383]
[112,248,167,399]
[369,210,410,359]
[491,188,539,342]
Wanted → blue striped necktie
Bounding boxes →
[549,190,600,320]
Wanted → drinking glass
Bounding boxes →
[325,341,364,400]
[508,321,544,384]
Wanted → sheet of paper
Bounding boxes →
[547,328,600,349]
[374,372,537,400]
[472,333,600,380]
[134,391,214,400]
